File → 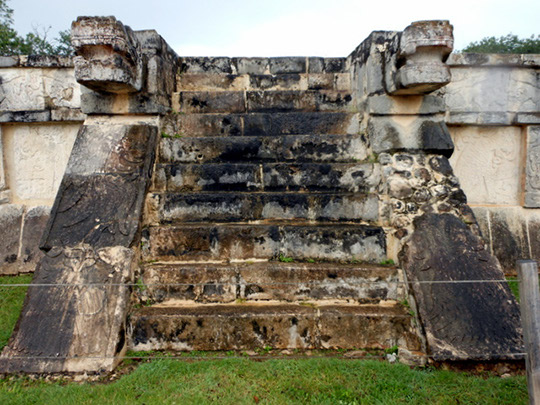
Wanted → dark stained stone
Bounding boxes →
[243,112,359,136]
[490,210,530,273]
[40,174,149,250]
[41,124,157,251]
[0,245,134,373]
[419,121,454,158]
[158,134,367,164]
[20,206,50,266]
[0,204,23,266]
[400,213,523,361]
[179,57,233,74]
[269,57,306,74]
[429,156,453,176]
[178,91,245,114]
[249,74,302,90]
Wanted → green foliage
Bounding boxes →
[278,254,294,263]
[462,33,540,54]
[384,345,399,355]
[0,0,73,56]
[379,259,395,266]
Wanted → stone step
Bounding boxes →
[147,192,379,224]
[177,73,350,92]
[176,90,354,114]
[153,162,380,193]
[128,302,421,351]
[158,134,369,164]
[162,112,360,137]
[141,224,386,263]
[138,262,404,304]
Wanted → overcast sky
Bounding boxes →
[11,0,540,57]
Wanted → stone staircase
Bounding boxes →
[128,57,422,352]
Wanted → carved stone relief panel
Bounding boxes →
[2,124,79,205]
[446,67,538,115]
[449,126,522,205]
[525,126,540,207]
[0,69,46,111]
[42,68,81,110]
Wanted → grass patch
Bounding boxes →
[0,274,529,404]
[506,276,520,301]
[0,358,527,404]
[0,275,31,351]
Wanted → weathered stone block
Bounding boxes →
[269,57,306,74]
[249,74,306,91]
[234,58,269,75]
[1,245,134,373]
[140,262,403,304]
[20,206,50,267]
[243,112,360,136]
[72,16,143,93]
[280,225,386,263]
[178,74,249,92]
[141,264,238,303]
[164,113,242,137]
[525,126,540,207]
[162,163,263,192]
[159,134,368,164]
[1,124,79,205]
[368,116,453,157]
[246,90,353,112]
[155,192,378,223]
[262,163,379,193]
[389,20,453,95]
[42,69,81,110]
[445,67,538,117]
[237,262,403,302]
[65,123,156,176]
[449,126,522,205]
[129,303,417,351]
[0,69,46,111]
[178,91,245,113]
[489,208,530,273]
[179,57,234,74]
[400,213,523,361]
[145,225,280,262]
[41,123,157,250]
[0,204,23,266]
[367,94,445,115]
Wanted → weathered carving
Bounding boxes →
[72,17,178,114]
[0,245,134,373]
[400,213,523,361]
[72,16,143,93]
[525,126,540,207]
[1,124,79,203]
[449,126,522,205]
[388,20,453,95]
[40,124,157,250]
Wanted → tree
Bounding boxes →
[0,0,73,56]
[462,34,540,54]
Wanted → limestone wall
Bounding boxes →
[0,56,84,274]
[444,54,540,272]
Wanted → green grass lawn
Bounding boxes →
[0,275,31,350]
[0,274,529,405]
